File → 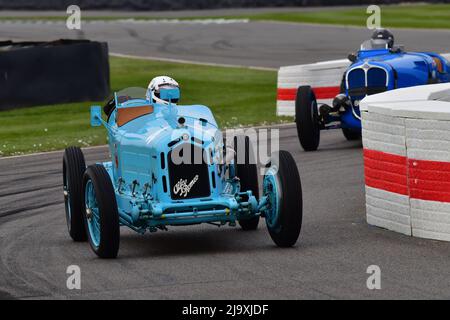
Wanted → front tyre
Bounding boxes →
[263,151,302,247]
[233,135,260,230]
[295,86,320,151]
[63,147,87,242]
[82,164,120,258]
[342,128,362,141]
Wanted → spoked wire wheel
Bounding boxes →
[263,151,303,247]
[263,167,281,233]
[82,164,120,258]
[84,180,101,248]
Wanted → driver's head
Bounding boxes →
[147,76,180,104]
[371,28,394,48]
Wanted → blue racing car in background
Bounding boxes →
[296,29,450,151]
[62,80,303,258]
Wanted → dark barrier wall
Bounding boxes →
[0,0,446,10]
[0,40,110,110]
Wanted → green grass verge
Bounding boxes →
[0,56,286,157]
[246,4,450,29]
[1,4,450,29]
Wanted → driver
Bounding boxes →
[146,76,180,104]
[371,28,395,49]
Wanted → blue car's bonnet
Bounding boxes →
[105,100,221,194]
[351,51,435,89]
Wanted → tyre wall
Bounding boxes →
[0,40,110,110]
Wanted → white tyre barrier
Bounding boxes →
[276,59,350,116]
[360,83,450,241]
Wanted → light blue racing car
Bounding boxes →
[63,79,303,258]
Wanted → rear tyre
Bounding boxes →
[342,128,362,141]
[63,147,87,242]
[82,164,120,259]
[234,135,260,231]
[263,151,302,247]
[295,86,320,151]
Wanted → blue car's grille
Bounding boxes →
[167,143,211,200]
[347,67,388,100]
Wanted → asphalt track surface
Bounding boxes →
[1,18,450,299]
[1,18,450,68]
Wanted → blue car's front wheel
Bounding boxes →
[263,151,303,247]
[82,164,120,259]
[63,147,87,242]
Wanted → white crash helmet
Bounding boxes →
[146,76,180,104]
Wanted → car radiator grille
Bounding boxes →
[167,143,211,200]
[347,67,388,101]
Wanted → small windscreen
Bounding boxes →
[116,87,148,103]
[360,39,389,50]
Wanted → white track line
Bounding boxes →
[0,18,250,25]
[109,53,277,71]
[0,145,107,160]
[114,18,250,25]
